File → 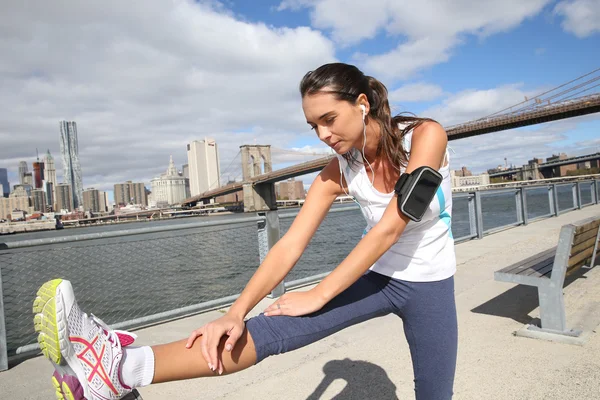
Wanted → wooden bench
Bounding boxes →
[494,215,600,337]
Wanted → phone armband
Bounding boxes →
[394,166,443,222]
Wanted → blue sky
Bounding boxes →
[0,0,599,201]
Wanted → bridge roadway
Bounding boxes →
[3,204,600,399]
[490,152,600,178]
[183,94,600,205]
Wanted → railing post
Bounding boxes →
[0,266,8,372]
[257,211,284,298]
[550,184,559,216]
[473,191,484,239]
[468,194,476,238]
[595,180,599,204]
[574,182,581,210]
[516,187,528,225]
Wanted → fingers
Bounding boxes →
[207,326,224,374]
[224,324,243,353]
[185,326,204,349]
[200,334,212,370]
[264,295,286,316]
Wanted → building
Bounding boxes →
[0,168,9,197]
[33,160,45,189]
[0,196,33,220]
[453,166,473,177]
[187,138,221,197]
[101,191,111,212]
[275,178,306,200]
[44,150,57,202]
[11,185,31,197]
[451,170,490,187]
[546,153,577,177]
[55,183,74,212]
[83,188,103,213]
[18,161,28,185]
[59,121,84,209]
[150,156,187,207]
[182,164,189,179]
[114,181,148,207]
[32,189,47,212]
[43,181,55,210]
[23,172,33,186]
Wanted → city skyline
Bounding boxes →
[1,1,599,198]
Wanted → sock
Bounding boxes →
[120,346,155,388]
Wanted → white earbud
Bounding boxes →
[360,104,366,120]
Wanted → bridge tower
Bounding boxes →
[240,145,276,212]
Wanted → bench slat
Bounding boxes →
[571,236,598,256]
[568,246,600,269]
[498,247,557,275]
[574,218,600,235]
[567,253,599,276]
[523,258,555,277]
[573,228,600,246]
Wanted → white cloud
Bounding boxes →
[279,0,551,80]
[389,82,444,103]
[422,84,543,126]
[554,0,600,38]
[0,1,337,192]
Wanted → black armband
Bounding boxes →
[394,166,443,222]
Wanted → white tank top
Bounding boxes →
[336,130,456,282]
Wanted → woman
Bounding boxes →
[33,62,457,400]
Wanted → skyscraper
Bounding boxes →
[114,181,148,206]
[55,183,74,212]
[83,188,103,213]
[0,168,9,197]
[23,173,33,186]
[44,150,56,185]
[33,160,45,189]
[187,138,221,197]
[44,150,57,205]
[43,181,54,209]
[59,121,83,209]
[18,161,28,185]
[32,189,47,213]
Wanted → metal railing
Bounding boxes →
[0,178,598,371]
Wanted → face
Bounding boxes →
[302,91,365,154]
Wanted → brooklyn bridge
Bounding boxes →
[182,69,600,211]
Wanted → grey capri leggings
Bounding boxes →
[245,270,458,400]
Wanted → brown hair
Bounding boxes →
[299,62,437,170]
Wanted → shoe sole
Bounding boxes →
[33,279,64,365]
[52,370,85,400]
[33,279,89,400]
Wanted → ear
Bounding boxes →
[355,94,370,116]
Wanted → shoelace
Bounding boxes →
[89,313,123,351]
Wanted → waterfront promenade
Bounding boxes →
[2,204,600,399]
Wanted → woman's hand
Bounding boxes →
[263,289,326,317]
[185,313,245,375]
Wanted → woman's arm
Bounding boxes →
[225,156,345,319]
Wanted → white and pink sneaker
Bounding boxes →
[33,279,138,400]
